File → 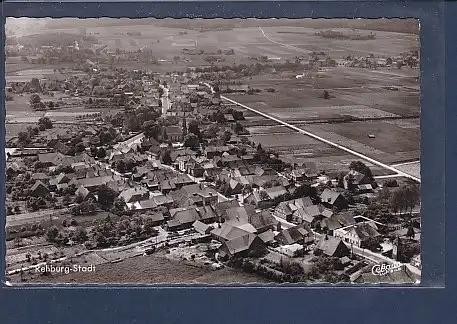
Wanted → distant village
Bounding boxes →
[5,33,421,284]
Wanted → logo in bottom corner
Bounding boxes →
[371,262,402,276]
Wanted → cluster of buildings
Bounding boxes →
[5,39,421,283]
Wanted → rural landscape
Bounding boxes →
[4,18,421,285]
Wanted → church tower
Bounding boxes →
[182,113,187,138]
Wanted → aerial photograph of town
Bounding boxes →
[4,18,421,285]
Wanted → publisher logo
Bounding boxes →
[371,262,402,276]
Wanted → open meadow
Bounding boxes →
[24,253,272,284]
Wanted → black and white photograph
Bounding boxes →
[4,18,421,285]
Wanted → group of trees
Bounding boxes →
[90,146,107,159]
[29,93,46,111]
[270,183,319,207]
[389,184,420,215]
[112,159,137,174]
[17,117,53,146]
[362,183,420,223]
[70,200,97,216]
[90,214,158,248]
[46,225,87,246]
[307,256,349,283]
[253,144,288,172]
[349,160,374,180]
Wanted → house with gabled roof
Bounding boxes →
[315,236,350,258]
[273,197,314,222]
[249,210,278,234]
[218,234,267,260]
[119,187,150,204]
[38,152,66,167]
[343,170,371,190]
[214,200,240,221]
[334,221,381,248]
[75,185,95,201]
[320,189,349,210]
[165,126,182,142]
[193,220,214,235]
[167,206,216,231]
[211,221,257,242]
[321,212,356,235]
[275,223,314,246]
[181,183,218,206]
[299,204,333,226]
[30,180,50,198]
[205,146,231,159]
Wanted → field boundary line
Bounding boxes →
[258,27,310,54]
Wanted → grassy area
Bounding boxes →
[24,252,272,284]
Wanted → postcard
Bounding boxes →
[4,18,421,285]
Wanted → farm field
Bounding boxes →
[226,62,419,167]
[300,120,420,164]
[391,161,421,179]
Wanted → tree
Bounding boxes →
[18,131,30,144]
[294,184,318,200]
[323,90,330,99]
[336,171,346,188]
[97,184,118,210]
[111,197,126,215]
[384,179,399,188]
[96,147,107,159]
[349,160,373,180]
[403,184,420,214]
[184,133,200,150]
[46,226,59,242]
[386,57,393,65]
[259,191,270,201]
[406,224,415,240]
[29,94,42,108]
[205,124,220,139]
[62,194,72,206]
[161,128,168,141]
[143,121,161,140]
[38,117,53,130]
[390,190,406,214]
[220,130,232,144]
[188,119,201,138]
[232,110,244,120]
[75,142,86,153]
[161,149,172,165]
[212,110,226,124]
[114,160,126,173]
[73,227,88,243]
[378,187,392,204]
[234,122,243,134]
[181,117,188,137]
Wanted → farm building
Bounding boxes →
[218,234,267,260]
[315,236,350,258]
